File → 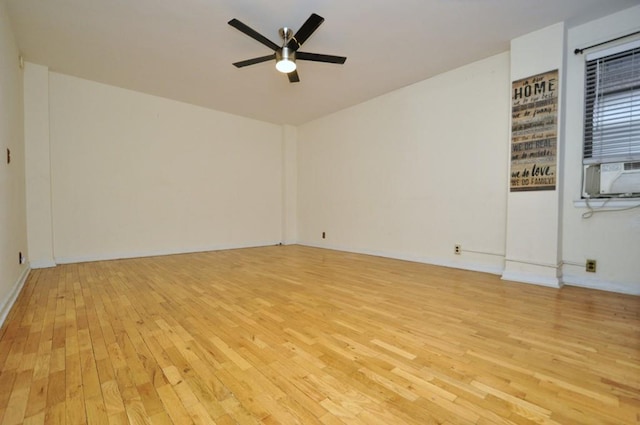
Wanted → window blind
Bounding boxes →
[583,42,640,164]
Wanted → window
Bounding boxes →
[584,40,640,163]
[582,39,640,198]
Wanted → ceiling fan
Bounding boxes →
[228,13,347,83]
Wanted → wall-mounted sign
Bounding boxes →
[510,69,558,192]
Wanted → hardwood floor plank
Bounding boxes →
[22,412,44,425]
[154,385,194,425]
[100,380,125,417]
[23,378,47,419]
[64,353,86,425]
[0,245,637,424]
[84,396,108,425]
[42,402,64,425]
[1,386,29,425]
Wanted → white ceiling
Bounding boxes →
[6,0,640,125]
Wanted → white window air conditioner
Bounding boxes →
[583,161,640,198]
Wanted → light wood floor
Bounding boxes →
[0,245,638,425]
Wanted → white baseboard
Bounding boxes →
[0,266,31,328]
[299,242,504,276]
[30,259,56,269]
[54,240,283,264]
[501,270,563,288]
[42,241,640,296]
[563,274,640,296]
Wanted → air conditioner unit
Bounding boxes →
[585,161,640,197]
[583,164,600,198]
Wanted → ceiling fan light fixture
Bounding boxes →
[229,14,346,83]
[275,47,296,73]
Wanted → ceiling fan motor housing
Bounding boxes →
[276,47,296,63]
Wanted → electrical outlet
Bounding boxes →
[322,231,326,239]
[454,244,461,255]
[586,259,596,273]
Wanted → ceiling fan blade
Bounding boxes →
[228,18,279,51]
[232,54,275,68]
[287,70,300,83]
[296,52,347,64]
[287,13,324,50]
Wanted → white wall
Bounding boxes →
[0,0,28,325]
[561,6,640,294]
[297,53,510,274]
[282,124,298,245]
[503,23,565,288]
[47,72,284,262]
[24,62,54,268]
[297,8,639,295]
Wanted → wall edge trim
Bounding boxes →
[30,260,56,269]
[54,241,283,264]
[298,242,504,276]
[501,270,563,288]
[563,273,640,296]
[0,267,31,328]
